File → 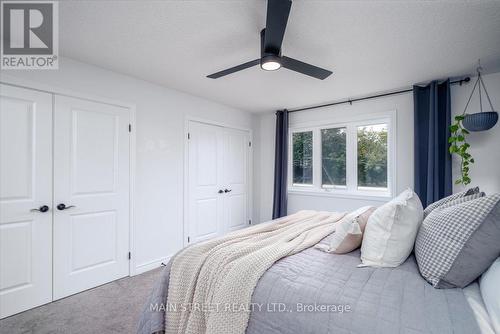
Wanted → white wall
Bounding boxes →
[0,57,256,274]
[451,71,500,195]
[253,113,276,223]
[255,71,500,219]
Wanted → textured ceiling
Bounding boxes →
[60,0,500,113]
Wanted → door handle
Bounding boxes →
[224,189,232,193]
[57,203,76,211]
[218,190,224,194]
[30,205,50,213]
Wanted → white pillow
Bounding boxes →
[360,188,423,267]
[480,257,500,333]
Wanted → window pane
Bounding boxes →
[292,131,313,184]
[321,128,346,186]
[357,124,388,188]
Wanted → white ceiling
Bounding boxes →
[60,0,500,113]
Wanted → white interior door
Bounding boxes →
[187,121,250,244]
[222,128,249,231]
[0,84,53,318]
[187,121,224,243]
[53,96,130,300]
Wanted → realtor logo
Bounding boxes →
[1,1,58,69]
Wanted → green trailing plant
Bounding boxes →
[449,115,474,185]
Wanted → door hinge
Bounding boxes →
[187,133,190,140]
[187,236,190,243]
[128,124,132,132]
[248,141,252,147]
[128,252,131,260]
[249,219,252,225]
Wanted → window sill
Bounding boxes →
[287,188,392,202]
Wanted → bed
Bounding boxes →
[137,233,483,334]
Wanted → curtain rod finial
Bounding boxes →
[459,77,471,86]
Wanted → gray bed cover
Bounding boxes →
[137,235,480,334]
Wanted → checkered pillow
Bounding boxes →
[423,187,480,218]
[415,193,500,288]
[437,191,485,210]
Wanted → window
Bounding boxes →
[292,131,313,185]
[289,114,394,198]
[321,127,346,187]
[357,124,388,190]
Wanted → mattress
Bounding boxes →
[137,235,481,334]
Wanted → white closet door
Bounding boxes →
[187,121,225,243]
[222,128,249,232]
[187,121,250,244]
[0,84,53,318]
[53,96,130,300]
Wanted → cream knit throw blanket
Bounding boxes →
[165,210,345,334]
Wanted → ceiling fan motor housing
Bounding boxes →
[260,29,282,70]
[260,29,281,57]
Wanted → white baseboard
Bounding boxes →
[134,255,171,275]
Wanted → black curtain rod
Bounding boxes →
[286,77,471,113]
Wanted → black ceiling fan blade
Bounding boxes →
[207,59,260,79]
[281,56,333,80]
[264,0,292,54]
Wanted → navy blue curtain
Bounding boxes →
[272,109,289,219]
[413,79,452,207]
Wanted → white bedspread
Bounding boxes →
[164,210,344,334]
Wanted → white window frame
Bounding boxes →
[288,111,396,201]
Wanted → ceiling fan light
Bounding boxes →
[261,55,281,71]
[261,61,281,71]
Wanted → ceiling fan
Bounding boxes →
[207,0,332,80]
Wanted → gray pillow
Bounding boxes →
[415,193,500,288]
[437,191,485,210]
[423,187,480,218]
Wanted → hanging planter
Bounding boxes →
[463,111,498,131]
[461,66,499,132]
[449,63,498,185]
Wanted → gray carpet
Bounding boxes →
[0,268,164,334]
